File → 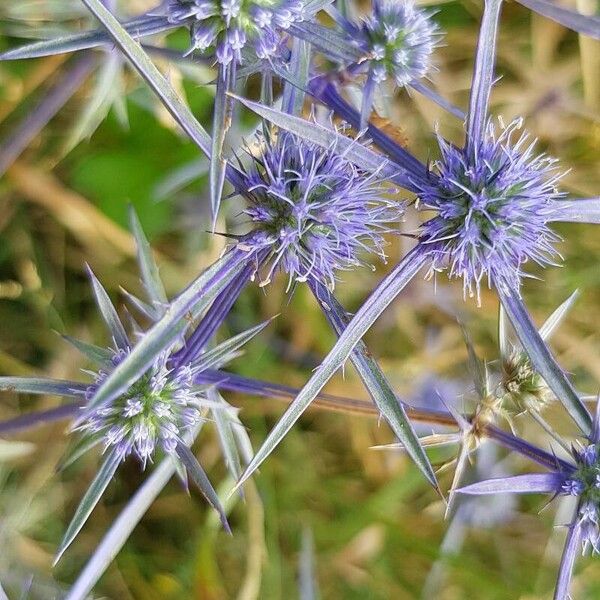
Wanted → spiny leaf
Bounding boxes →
[310,280,438,490]
[459,323,488,399]
[55,451,122,565]
[79,0,213,159]
[231,94,417,191]
[281,38,311,116]
[176,442,231,533]
[128,205,167,308]
[289,21,361,62]
[539,290,579,341]
[550,198,600,223]
[466,0,503,152]
[0,377,87,398]
[515,0,600,39]
[86,265,129,349]
[0,15,177,61]
[209,64,231,227]
[211,389,244,482]
[191,317,275,373]
[62,335,112,366]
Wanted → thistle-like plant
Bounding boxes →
[167,0,305,62]
[0,208,276,563]
[239,130,403,289]
[228,0,599,496]
[458,401,600,598]
[339,0,440,125]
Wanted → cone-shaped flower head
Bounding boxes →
[167,0,304,64]
[349,0,438,88]
[416,118,563,302]
[499,349,553,413]
[241,132,404,288]
[78,349,201,465]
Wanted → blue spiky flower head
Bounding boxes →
[349,0,438,88]
[415,118,563,302]
[77,347,202,466]
[167,0,304,64]
[240,132,404,289]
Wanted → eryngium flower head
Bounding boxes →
[167,0,304,64]
[416,118,563,301]
[349,0,438,87]
[77,349,201,465]
[241,132,403,288]
[499,349,553,414]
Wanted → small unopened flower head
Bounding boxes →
[167,0,304,64]
[350,0,438,88]
[499,350,553,414]
[78,350,201,466]
[241,132,403,289]
[416,118,563,302]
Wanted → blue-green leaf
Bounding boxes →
[55,450,122,564]
[231,94,417,190]
[549,198,600,224]
[281,38,311,116]
[191,318,274,373]
[289,21,361,63]
[515,0,600,39]
[0,377,87,398]
[309,280,438,489]
[61,335,112,366]
[175,442,230,532]
[0,15,178,61]
[86,265,129,349]
[209,64,232,227]
[79,0,213,159]
[128,205,167,308]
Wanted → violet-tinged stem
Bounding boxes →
[308,77,430,189]
[0,402,83,435]
[466,0,503,155]
[172,260,258,367]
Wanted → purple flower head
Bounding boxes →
[347,0,438,88]
[167,0,304,64]
[77,351,201,466]
[416,118,564,303]
[240,132,404,289]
